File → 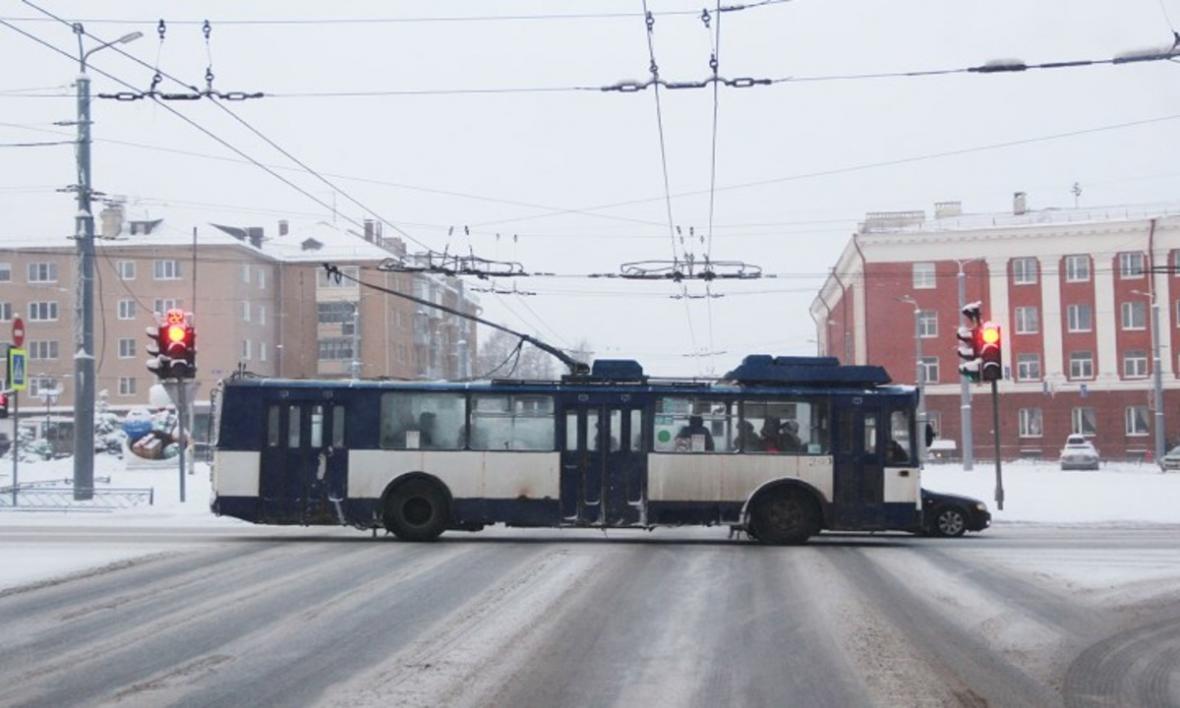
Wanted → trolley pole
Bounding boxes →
[991,379,1004,510]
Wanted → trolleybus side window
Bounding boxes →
[886,410,912,465]
[565,411,578,450]
[288,405,301,448]
[863,413,878,454]
[266,405,281,447]
[310,406,324,448]
[740,400,829,454]
[332,405,345,448]
[630,409,643,452]
[470,394,555,451]
[587,409,600,451]
[379,392,466,450]
[654,398,732,453]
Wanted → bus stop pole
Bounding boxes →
[991,379,1004,510]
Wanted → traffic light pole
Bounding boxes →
[72,66,96,501]
[957,265,974,470]
[991,379,1004,510]
[176,380,186,504]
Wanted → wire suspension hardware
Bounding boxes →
[375,250,532,279]
[321,262,587,375]
[96,18,262,101]
[600,256,763,282]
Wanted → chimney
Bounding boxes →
[1013,191,1027,215]
[99,202,125,239]
[278,219,289,237]
[363,219,375,242]
[934,201,962,219]
[247,226,264,249]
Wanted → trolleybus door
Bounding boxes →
[259,402,348,524]
[561,404,646,525]
[832,401,885,528]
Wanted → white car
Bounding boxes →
[1059,434,1100,470]
[1160,445,1180,471]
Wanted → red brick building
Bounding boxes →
[812,197,1180,461]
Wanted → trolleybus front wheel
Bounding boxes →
[750,489,819,545]
[383,478,450,541]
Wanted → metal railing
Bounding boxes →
[0,478,154,511]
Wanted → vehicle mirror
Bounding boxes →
[925,422,936,448]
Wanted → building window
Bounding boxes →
[1123,350,1148,378]
[0,263,10,282]
[1016,353,1041,381]
[118,377,137,396]
[153,259,181,280]
[1018,408,1043,438]
[27,301,58,321]
[925,411,942,437]
[28,340,58,360]
[29,377,59,398]
[912,262,936,289]
[241,265,251,283]
[27,262,58,283]
[260,341,268,362]
[153,298,178,315]
[918,356,939,384]
[118,338,136,359]
[318,337,353,360]
[1012,257,1038,285]
[0,303,12,321]
[257,268,266,290]
[1126,406,1149,436]
[117,299,136,320]
[116,260,135,280]
[1069,351,1094,379]
[241,339,252,360]
[1065,255,1090,282]
[241,301,251,322]
[317,301,356,324]
[1071,407,1097,436]
[316,265,359,288]
[258,304,266,325]
[1121,301,1146,330]
[917,310,938,338]
[1119,252,1145,279]
[1015,306,1039,334]
[1066,303,1092,332]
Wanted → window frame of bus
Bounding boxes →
[378,391,467,450]
[468,393,556,452]
[885,408,915,467]
[736,398,830,455]
[653,397,736,454]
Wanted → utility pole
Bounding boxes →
[957,261,975,470]
[1151,297,1165,464]
[70,25,142,501]
[349,301,362,379]
[899,296,926,462]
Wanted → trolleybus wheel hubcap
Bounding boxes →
[403,497,433,526]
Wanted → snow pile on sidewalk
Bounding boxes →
[923,460,1180,524]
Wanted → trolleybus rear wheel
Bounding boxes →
[383,479,450,541]
[750,489,819,545]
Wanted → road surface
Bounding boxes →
[0,524,1177,707]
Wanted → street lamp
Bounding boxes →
[70,25,142,501]
[1131,289,1165,464]
[899,295,927,462]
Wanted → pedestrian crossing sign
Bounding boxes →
[7,346,27,392]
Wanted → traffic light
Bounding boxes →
[146,309,196,380]
[956,325,981,382]
[979,321,1002,382]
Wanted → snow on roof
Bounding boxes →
[258,221,400,262]
[860,202,1180,235]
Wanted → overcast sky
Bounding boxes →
[3,0,1180,377]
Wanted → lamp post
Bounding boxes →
[70,26,142,500]
[899,295,926,462]
[1131,289,1166,464]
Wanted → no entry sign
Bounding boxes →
[11,316,23,348]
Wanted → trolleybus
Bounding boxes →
[210,355,925,544]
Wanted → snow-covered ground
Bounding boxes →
[0,455,1176,592]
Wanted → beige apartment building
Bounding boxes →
[0,204,478,417]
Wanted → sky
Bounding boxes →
[3,0,1180,377]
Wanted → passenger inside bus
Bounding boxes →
[760,417,783,452]
[675,415,715,451]
[734,420,762,451]
[779,419,803,452]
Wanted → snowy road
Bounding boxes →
[0,525,1177,707]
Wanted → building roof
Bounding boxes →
[860,201,1180,235]
[259,221,399,263]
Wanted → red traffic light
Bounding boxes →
[167,324,186,344]
[981,325,1000,345]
